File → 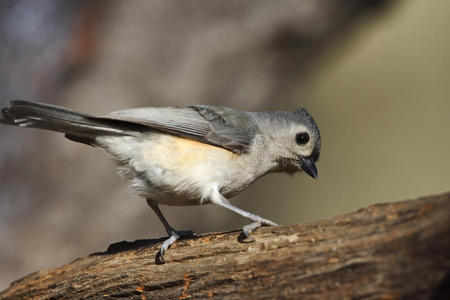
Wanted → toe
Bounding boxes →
[157,234,181,264]
[243,222,261,241]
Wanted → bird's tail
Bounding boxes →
[1,100,144,145]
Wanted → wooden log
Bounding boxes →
[1,193,449,299]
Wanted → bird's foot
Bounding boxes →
[157,230,195,264]
[242,219,278,242]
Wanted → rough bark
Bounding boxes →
[1,193,449,299]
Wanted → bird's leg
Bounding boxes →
[146,198,194,263]
[211,193,277,241]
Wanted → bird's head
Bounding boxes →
[254,107,321,178]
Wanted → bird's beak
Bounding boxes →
[300,157,318,179]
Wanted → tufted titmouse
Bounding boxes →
[1,100,320,263]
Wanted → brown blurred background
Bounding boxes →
[0,0,449,290]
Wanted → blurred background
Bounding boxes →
[0,0,449,290]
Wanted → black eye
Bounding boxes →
[295,132,309,145]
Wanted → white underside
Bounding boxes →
[96,133,267,206]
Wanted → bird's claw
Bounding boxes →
[242,220,278,242]
[157,230,195,264]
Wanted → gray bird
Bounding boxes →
[0,100,320,263]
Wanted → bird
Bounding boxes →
[0,100,321,263]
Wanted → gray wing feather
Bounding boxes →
[107,107,210,137]
[103,106,256,153]
[191,105,256,152]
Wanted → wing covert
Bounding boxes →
[101,106,256,153]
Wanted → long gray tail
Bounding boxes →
[1,100,144,145]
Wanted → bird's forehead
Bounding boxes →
[289,123,309,133]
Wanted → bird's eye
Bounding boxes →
[295,132,309,145]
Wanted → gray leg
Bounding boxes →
[213,197,277,241]
[146,199,194,263]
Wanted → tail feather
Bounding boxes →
[1,100,145,144]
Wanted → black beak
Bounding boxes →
[300,157,318,179]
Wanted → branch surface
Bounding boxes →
[1,193,449,299]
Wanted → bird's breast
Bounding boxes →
[98,133,257,205]
[149,135,238,172]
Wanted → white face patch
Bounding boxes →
[285,124,315,158]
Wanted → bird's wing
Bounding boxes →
[101,105,256,153]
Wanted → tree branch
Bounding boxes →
[1,193,449,299]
